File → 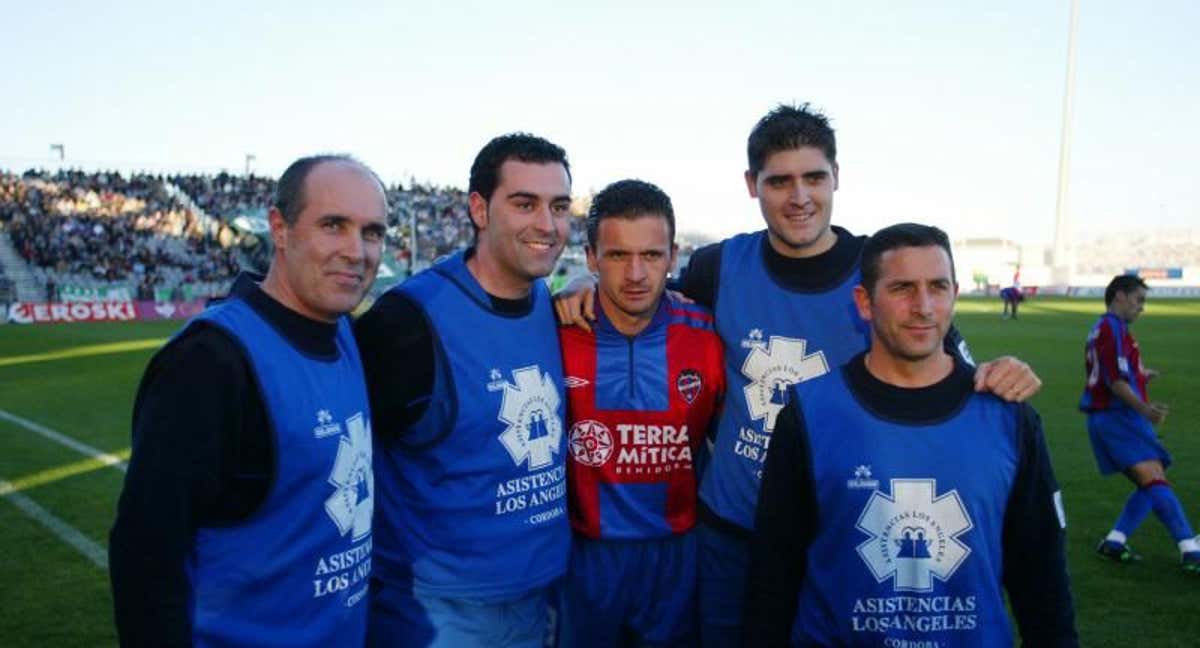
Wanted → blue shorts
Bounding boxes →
[696,522,750,648]
[560,533,698,647]
[1087,408,1171,476]
[368,579,553,648]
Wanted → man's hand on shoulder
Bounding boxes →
[553,274,597,332]
[662,289,694,305]
[973,356,1042,402]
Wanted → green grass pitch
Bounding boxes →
[1,299,1197,646]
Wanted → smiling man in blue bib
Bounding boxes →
[359,134,573,647]
[110,155,387,647]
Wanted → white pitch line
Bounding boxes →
[0,408,127,473]
[0,409,124,570]
[1,481,108,569]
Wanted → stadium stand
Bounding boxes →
[1073,228,1200,275]
[1,170,241,301]
[0,168,589,302]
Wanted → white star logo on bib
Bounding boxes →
[856,479,972,592]
[741,335,828,432]
[324,412,373,541]
[497,365,563,470]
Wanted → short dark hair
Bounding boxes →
[468,133,571,202]
[585,179,675,249]
[273,154,384,225]
[1105,274,1149,306]
[861,223,956,295]
[747,103,837,177]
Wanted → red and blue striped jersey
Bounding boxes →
[560,296,725,540]
[1080,313,1147,412]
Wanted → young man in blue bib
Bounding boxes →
[358,134,573,647]
[554,104,1044,645]
[110,155,388,647]
[744,223,1077,647]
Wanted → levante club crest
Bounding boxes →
[676,369,703,405]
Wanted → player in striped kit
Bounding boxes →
[1082,274,1200,572]
[558,179,725,646]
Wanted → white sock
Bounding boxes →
[1105,530,1128,545]
[1180,537,1200,554]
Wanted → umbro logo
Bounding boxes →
[564,376,590,389]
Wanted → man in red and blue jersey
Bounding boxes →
[1082,274,1200,572]
[559,179,725,646]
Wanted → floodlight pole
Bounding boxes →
[1052,0,1080,287]
[245,153,256,176]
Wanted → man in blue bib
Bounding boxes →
[110,155,388,647]
[744,223,1077,647]
[358,134,573,647]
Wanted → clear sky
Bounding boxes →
[2,0,1196,244]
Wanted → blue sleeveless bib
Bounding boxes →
[790,371,1019,646]
[699,231,869,529]
[186,297,372,648]
[373,251,570,599]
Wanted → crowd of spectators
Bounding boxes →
[169,172,276,223]
[0,167,590,301]
[1,170,242,299]
[167,172,489,272]
[386,183,472,269]
[166,171,588,273]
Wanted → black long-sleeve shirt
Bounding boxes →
[744,354,1077,647]
[108,274,338,647]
